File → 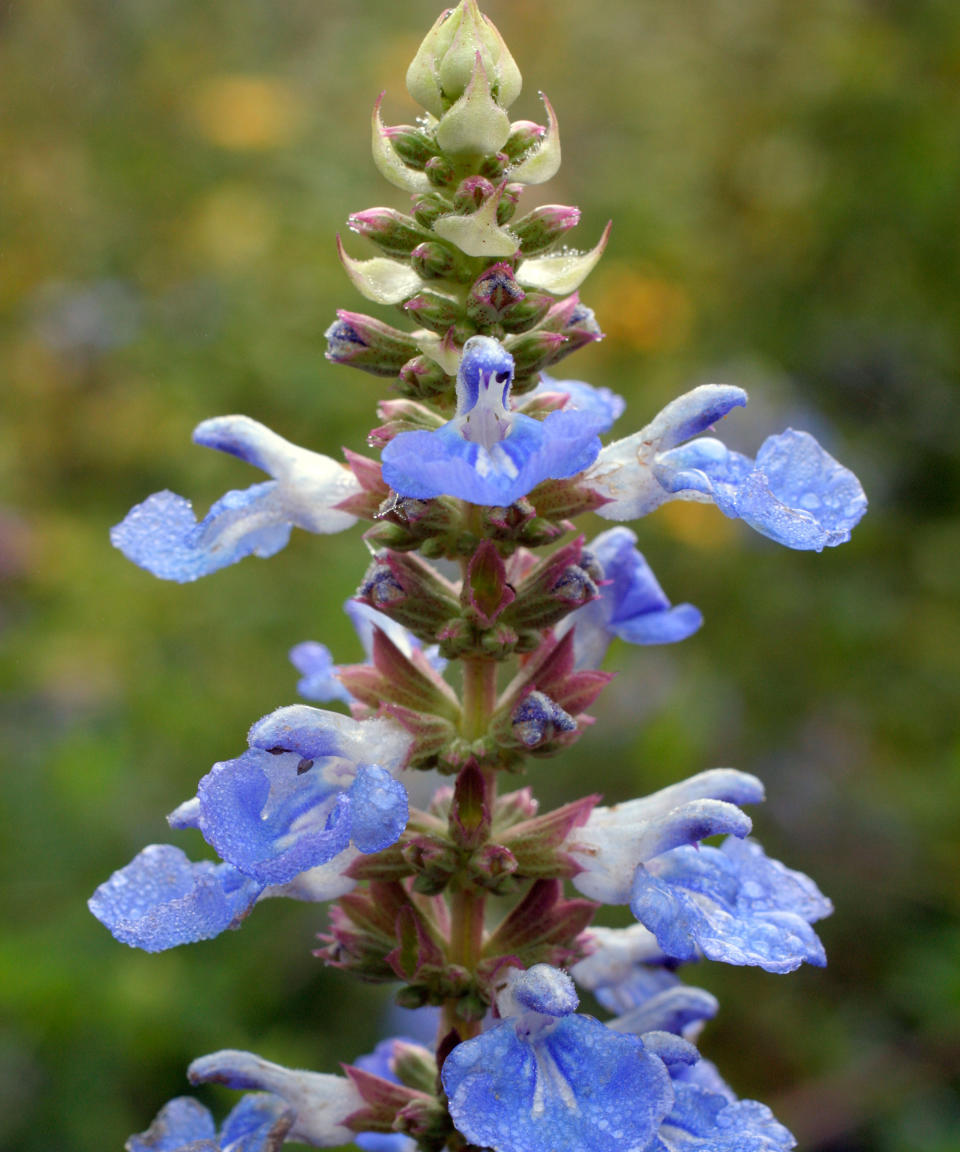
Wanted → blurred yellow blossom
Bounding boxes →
[189,75,303,150]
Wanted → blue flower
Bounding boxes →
[381,336,603,506]
[630,836,832,973]
[291,600,445,705]
[127,1093,293,1152]
[441,964,674,1152]
[589,385,867,551]
[90,710,412,951]
[111,416,361,582]
[188,1049,365,1148]
[557,527,702,668]
[174,708,412,886]
[567,769,832,972]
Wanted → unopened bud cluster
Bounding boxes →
[328,0,605,410]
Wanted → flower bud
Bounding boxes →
[406,0,522,118]
[325,311,421,377]
[512,204,582,257]
[435,52,512,157]
[502,537,600,631]
[410,240,471,281]
[385,124,437,169]
[479,151,509,182]
[510,690,577,749]
[453,175,497,212]
[403,291,463,333]
[412,193,451,229]
[502,329,568,376]
[396,354,453,400]
[425,155,457,188]
[503,120,546,162]
[348,208,429,258]
[465,263,525,326]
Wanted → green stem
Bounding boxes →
[442,625,499,1042]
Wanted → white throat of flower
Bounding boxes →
[456,366,514,450]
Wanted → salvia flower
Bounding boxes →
[112,416,360,582]
[441,964,675,1152]
[126,1093,293,1152]
[567,770,832,972]
[175,708,412,886]
[381,336,603,505]
[90,710,411,951]
[189,1050,365,1148]
[589,385,867,550]
[557,526,702,669]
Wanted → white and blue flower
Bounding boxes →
[89,709,412,951]
[589,385,867,551]
[112,415,361,582]
[188,1049,364,1148]
[441,964,674,1152]
[567,769,832,973]
[381,336,604,506]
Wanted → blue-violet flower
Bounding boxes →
[441,964,674,1152]
[112,415,361,582]
[588,385,867,551]
[567,770,832,972]
[381,336,603,506]
[557,527,702,668]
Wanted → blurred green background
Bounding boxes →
[2,0,959,1149]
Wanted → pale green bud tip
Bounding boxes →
[406,0,522,118]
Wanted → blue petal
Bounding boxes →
[442,1014,674,1152]
[348,764,409,854]
[653,387,748,451]
[593,964,679,1016]
[289,641,352,705]
[219,1094,294,1152]
[609,983,719,1038]
[658,430,867,552]
[512,964,579,1017]
[355,1135,416,1152]
[196,750,353,886]
[660,1082,795,1151]
[111,485,291,583]
[89,844,261,952]
[630,837,831,972]
[127,1097,218,1151]
[246,707,348,762]
[738,429,868,549]
[382,410,601,506]
[534,374,626,432]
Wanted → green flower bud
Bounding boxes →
[435,52,512,157]
[406,0,522,118]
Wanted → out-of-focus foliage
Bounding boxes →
[1,1,958,1150]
